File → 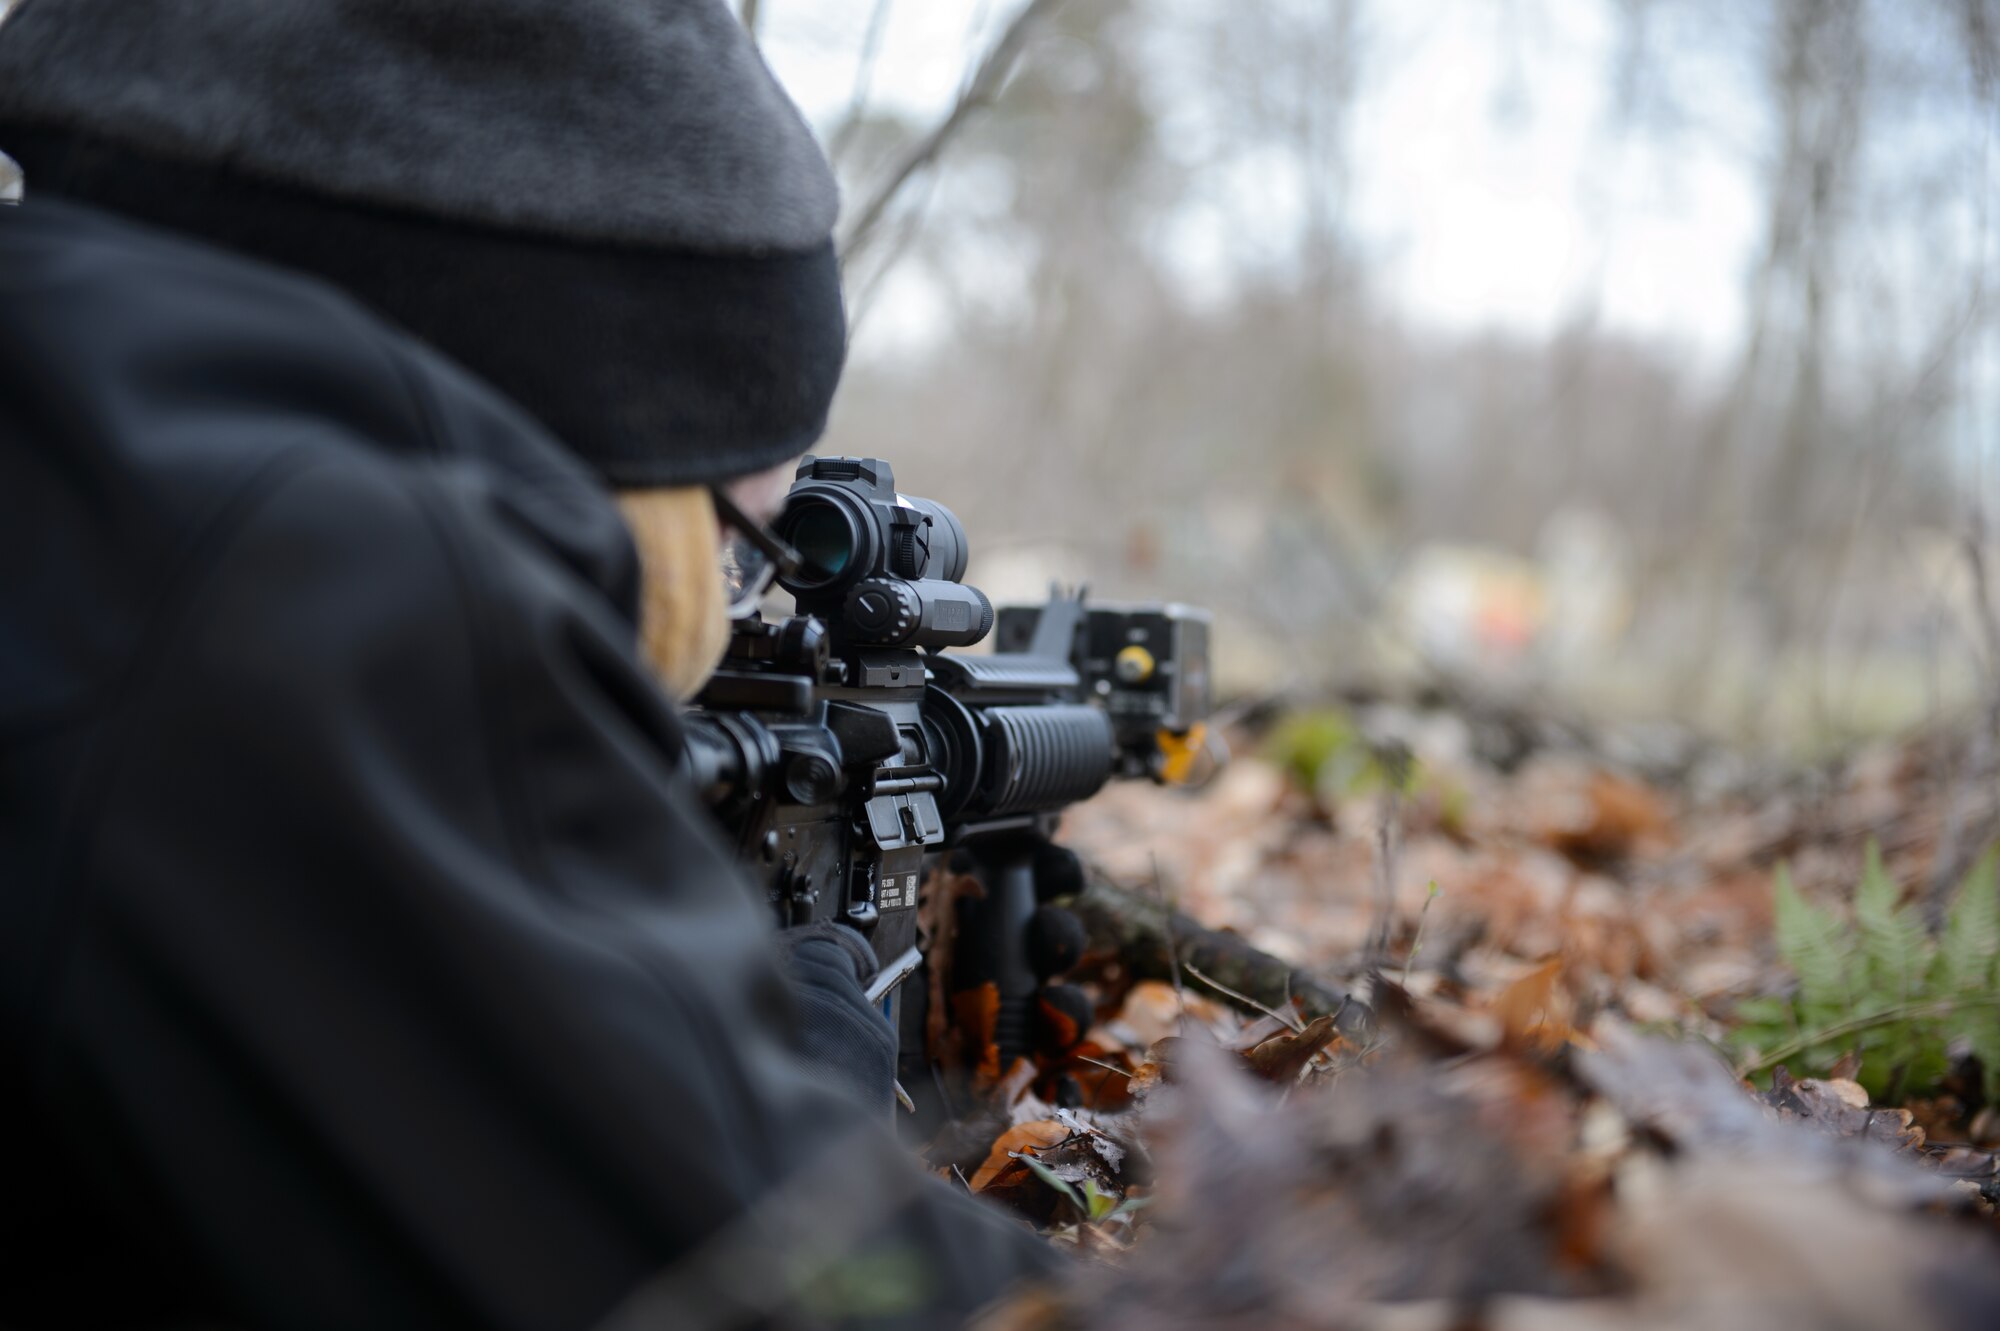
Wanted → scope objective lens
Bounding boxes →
[780,500,859,588]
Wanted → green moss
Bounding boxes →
[1261,708,1416,800]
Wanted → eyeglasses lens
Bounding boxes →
[720,533,777,616]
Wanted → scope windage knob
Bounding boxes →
[846,578,920,641]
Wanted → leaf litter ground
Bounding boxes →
[918,700,2000,1328]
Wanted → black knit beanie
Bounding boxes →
[0,0,847,488]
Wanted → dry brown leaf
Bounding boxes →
[1531,765,1673,862]
[1242,1014,1340,1082]
[1108,978,1228,1047]
[1760,1067,1928,1154]
[1490,957,1573,1051]
[921,868,986,1071]
[1228,1012,1298,1052]
[1581,770,1673,854]
[951,981,1003,1085]
[1033,988,1089,1057]
[968,1119,1072,1193]
[1064,1040,1139,1111]
[1548,1171,1619,1277]
[992,1056,1039,1108]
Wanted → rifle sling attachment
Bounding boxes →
[865,944,924,1006]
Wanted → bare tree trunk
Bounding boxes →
[1675,0,1865,733]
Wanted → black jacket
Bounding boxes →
[0,197,1051,1329]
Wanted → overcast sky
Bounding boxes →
[761,0,1767,362]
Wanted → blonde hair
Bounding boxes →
[614,486,733,702]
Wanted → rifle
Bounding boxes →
[683,456,1220,1121]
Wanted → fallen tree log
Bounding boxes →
[1069,872,1372,1039]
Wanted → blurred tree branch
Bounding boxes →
[828,0,896,166]
[1959,0,2000,101]
[838,0,1065,267]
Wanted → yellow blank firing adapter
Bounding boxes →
[1155,721,1210,785]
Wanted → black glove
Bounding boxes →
[774,923,898,1112]
[777,921,881,986]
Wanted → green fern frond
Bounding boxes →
[1960,1001,2000,1100]
[1738,844,2000,1100]
[1938,849,2000,997]
[1773,863,1857,1030]
[1856,841,1927,1001]
[1852,841,1932,1093]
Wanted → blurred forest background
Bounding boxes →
[756,0,2000,753]
[7,0,1995,749]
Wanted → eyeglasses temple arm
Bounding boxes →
[709,486,802,579]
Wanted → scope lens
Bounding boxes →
[781,501,856,587]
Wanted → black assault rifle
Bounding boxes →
[683,456,1218,1121]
